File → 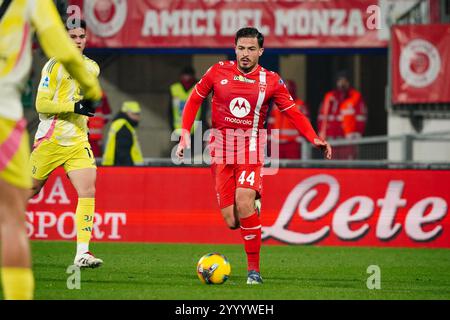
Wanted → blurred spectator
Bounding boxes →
[268,79,310,159]
[317,71,367,159]
[102,101,144,166]
[88,92,112,157]
[169,66,208,155]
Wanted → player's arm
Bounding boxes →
[176,65,216,158]
[31,0,101,102]
[283,106,332,159]
[35,63,94,116]
[175,89,204,157]
[274,78,332,159]
[35,61,70,114]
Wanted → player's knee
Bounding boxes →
[235,196,254,216]
[2,212,26,228]
[77,185,96,198]
[0,199,26,225]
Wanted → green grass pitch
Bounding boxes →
[2,241,450,300]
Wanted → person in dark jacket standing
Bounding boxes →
[102,101,144,166]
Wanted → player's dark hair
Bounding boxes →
[235,27,264,48]
[65,18,87,31]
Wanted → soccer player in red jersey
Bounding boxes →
[176,27,332,284]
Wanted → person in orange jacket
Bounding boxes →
[317,71,367,159]
[268,79,310,159]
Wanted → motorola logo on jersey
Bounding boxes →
[84,0,127,37]
[224,117,253,125]
[229,97,251,118]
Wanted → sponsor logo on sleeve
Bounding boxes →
[233,75,256,84]
[42,76,49,88]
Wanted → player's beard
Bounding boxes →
[238,59,257,74]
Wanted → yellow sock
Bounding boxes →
[75,198,95,253]
[1,267,34,300]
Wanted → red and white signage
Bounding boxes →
[27,167,450,248]
[67,0,387,48]
[392,24,450,104]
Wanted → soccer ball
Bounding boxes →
[196,253,231,284]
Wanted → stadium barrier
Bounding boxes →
[301,131,450,162]
[27,167,449,248]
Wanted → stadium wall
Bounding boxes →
[388,115,450,162]
[27,167,449,248]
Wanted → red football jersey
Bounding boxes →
[194,61,298,163]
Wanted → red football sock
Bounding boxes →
[240,211,261,272]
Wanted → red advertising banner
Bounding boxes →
[67,0,387,48]
[27,167,450,248]
[392,24,450,104]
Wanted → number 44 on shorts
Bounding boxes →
[238,171,255,186]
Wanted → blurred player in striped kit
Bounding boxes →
[0,0,102,299]
[29,19,104,269]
